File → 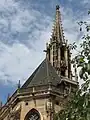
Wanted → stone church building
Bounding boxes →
[0,5,78,120]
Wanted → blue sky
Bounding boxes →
[0,0,90,104]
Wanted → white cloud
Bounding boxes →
[0,0,53,85]
[0,0,89,86]
[11,9,40,33]
[0,42,44,85]
[81,0,90,4]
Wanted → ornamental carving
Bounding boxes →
[60,60,67,69]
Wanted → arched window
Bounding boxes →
[24,108,41,120]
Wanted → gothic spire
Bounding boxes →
[46,5,71,78]
[51,5,64,43]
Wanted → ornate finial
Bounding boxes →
[56,5,60,10]
[7,93,10,101]
[0,101,2,108]
[18,80,20,89]
[46,42,48,48]
[17,80,21,93]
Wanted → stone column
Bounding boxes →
[46,98,54,120]
[50,45,53,66]
[65,48,68,77]
[57,45,61,76]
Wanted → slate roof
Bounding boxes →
[21,59,61,88]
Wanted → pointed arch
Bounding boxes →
[24,108,41,120]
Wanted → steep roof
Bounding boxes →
[21,59,60,88]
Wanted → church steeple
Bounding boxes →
[51,5,65,44]
[46,5,72,79]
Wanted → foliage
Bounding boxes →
[54,12,90,120]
